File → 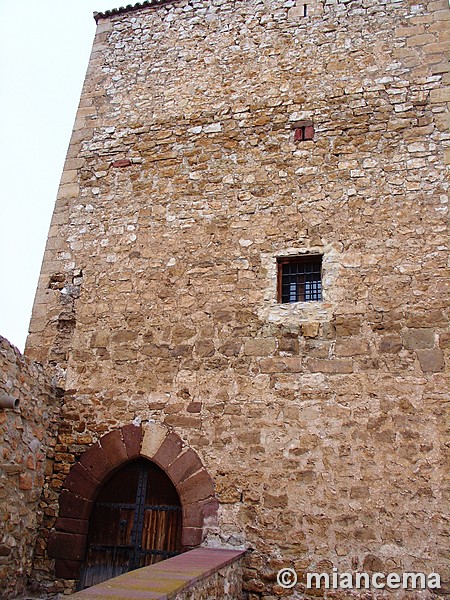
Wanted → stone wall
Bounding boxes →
[64,548,245,600]
[172,558,244,600]
[0,336,60,599]
[26,0,449,598]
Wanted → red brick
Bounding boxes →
[181,527,203,547]
[54,517,89,535]
[178,469,215,505]
[100,429,129,468]
[54,559,82,579]
[79,443,113,482]
[111,158,132,168]
[294,127,304,141]
[152,432,184,469]
[304,125,314,139]
[59,490,93,520]
[167,449,203,485]
[47,532,86,561]
[121,424,142,459]
[63,462,100,500]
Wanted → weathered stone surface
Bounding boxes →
[152,432,184,469]
[307,358,353,374]
[0,336,59,599]
[121,423,142,459]
[62,462,100,500]
[379,335,403,353]
[58,491,93,521]
[402,328,436,350]
[180,527,203,548]
[167,449,203,485]
[54,559,82,580]
[195,340,215,357]
[48,532,86,561]
[178,470,215,505]
[182,503,203,529]
[78,443,113,482]
[54,518,89,535]
[416,348,445,372]
[140,422,167,459]
[335,338,369,356]
[21,0,449,597]
[99,429,129,468]
[243,338,277,356]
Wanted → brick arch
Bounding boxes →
[48,423,218,580]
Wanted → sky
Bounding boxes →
[0,0,128,352]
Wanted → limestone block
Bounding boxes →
[416,349,445,372]
[141,422,168,459]
[307,358,353,374]
[288,6,305,20]
[57,183,79,200]
[90,331,109,348]
[379,335,403,353]
[301,322,320,338]
[402,328,435,350]
[335,338,369,356]
[243,338,276,356]
[430,86,450,103]
[195,340,215,357]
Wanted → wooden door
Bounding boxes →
[78,459,182,589]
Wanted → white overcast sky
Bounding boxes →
[0,1,128,352]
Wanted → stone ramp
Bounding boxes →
[66,548,245,600]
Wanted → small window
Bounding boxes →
[294,124,314,142]
[277,255,322,303]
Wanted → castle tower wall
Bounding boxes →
[26,0,449,596]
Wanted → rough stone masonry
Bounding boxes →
[0,336,60,599]
[23,0,448,598]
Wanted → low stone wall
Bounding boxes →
[66,548,245,600]
[172,557,244,600]
[0,336,60,599]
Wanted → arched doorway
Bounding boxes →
[79,458,182,589]
[48,424,218,582]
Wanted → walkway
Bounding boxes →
[66,548,245,599]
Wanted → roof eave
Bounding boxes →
[94,0,179,22]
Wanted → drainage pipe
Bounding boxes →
[0,393,19,409]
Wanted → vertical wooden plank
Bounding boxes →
[79,460,182,589]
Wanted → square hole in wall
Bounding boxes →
[294,124,314,142]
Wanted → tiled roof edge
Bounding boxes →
[94,0,179,22]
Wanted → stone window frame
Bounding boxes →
[258,245,339,324]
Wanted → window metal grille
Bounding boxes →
[277,255,322,303]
